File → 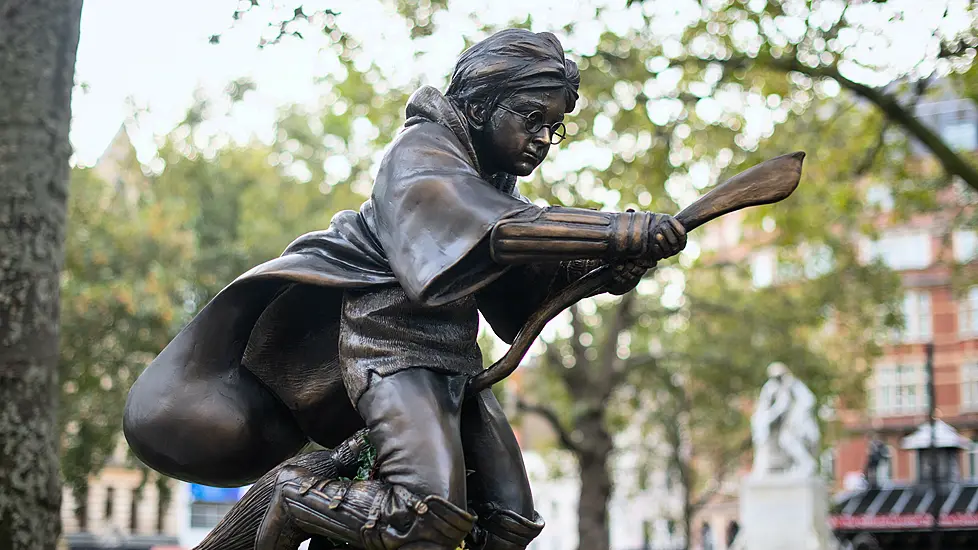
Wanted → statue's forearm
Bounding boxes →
[489,206,658,264]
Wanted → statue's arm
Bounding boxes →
[371,122,684,306]
[768,386,793,419]
[488,207,685,267]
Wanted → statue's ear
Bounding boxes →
[466,102,488,131]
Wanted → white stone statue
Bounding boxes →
[750,362,820,478]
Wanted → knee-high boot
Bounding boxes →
[256,466,476,550]
[466,505,544,550]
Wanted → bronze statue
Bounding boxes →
[864,434,891,488]
[123,29,804,550]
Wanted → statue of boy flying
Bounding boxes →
[123,29,686,550]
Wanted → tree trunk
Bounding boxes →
[575,413,613,550]
[682,498,694,550]
[0,1,83,548]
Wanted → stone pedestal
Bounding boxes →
[736,476,835,550]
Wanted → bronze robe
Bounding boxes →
[124,87,564,486]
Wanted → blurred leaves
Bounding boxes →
[61,161,194,501]
[210,1,341,48]
[627,0,978,192]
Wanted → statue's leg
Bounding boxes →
[778,432,815,476]
[461,389,544,550]
[752,441,770,475]
[256,368,475,550]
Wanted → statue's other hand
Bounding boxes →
[605,258,655,295]
[649,215,687,261]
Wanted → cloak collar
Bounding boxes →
[404,86,517,195]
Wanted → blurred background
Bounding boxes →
[21,0,978,549]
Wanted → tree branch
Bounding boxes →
[516,398,582,455]
[759,56,978,192]
[690,435,752,514]
[854,120,889,177]
[677,51,978,192]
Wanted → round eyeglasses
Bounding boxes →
[497,105,567,145]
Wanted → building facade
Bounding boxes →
[60,439,182,550]
[832,221,978,489]
[830,91,978,491]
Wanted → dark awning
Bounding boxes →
[830,483,978,531]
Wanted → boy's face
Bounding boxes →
[478,88,567,177]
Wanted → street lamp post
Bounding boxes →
[926,342,940,550]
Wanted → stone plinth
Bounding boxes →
[736,476,835,550]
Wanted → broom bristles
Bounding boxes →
[193,430,369,550]
[192,450,339,550]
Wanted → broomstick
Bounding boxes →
[466,151,806,395]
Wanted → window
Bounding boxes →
[751,245,832,288]
[941,109,978,151]
[875,445,895,485]
[953,231,978,263]
[726,521,740,547]
[863,232,932,270]
[130,490,139,533]
[960,287,978,337]
[820,449,836,484]
[872,364,927,416]
[701,523,715,550]
[866,185,895,212]
[803,244,834,279]
[916,101,978,153]
[962,364,978,411]
[190,501,234,529]
[894,290,932,342]
[104,487,115,522]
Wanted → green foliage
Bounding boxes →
[627,0,978,193]
[354,440,378,482]
[60,162,194,502]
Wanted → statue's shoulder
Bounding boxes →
[378,121,480,185]
[385,120,469,164]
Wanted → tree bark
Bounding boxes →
[0,1,83,548]
[516,398,614,550]
[575,412,613,550]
